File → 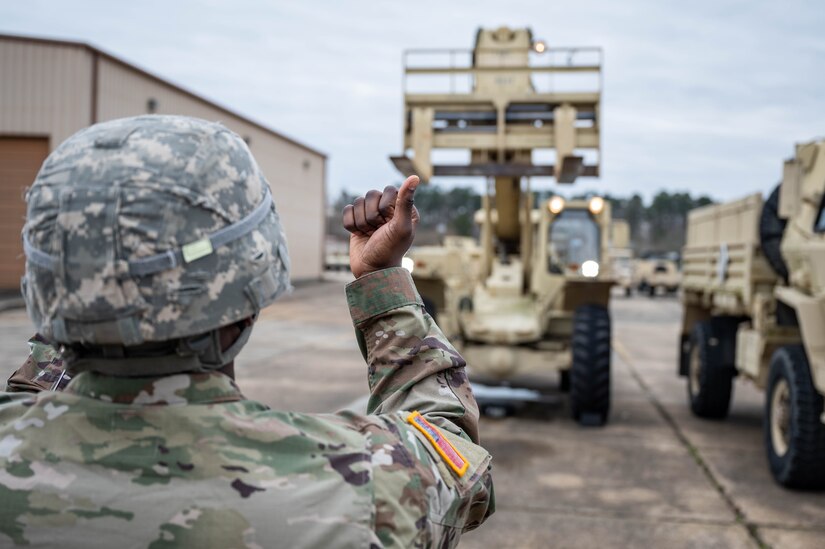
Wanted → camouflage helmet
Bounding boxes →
[22,115,291,375]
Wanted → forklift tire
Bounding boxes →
[765,345,825,489]
[421,296,438,322]
[648,285,656,297]
[759,184,789,282]
[624,287,632,297]
[687,321,733,419]
[570,304,611,426]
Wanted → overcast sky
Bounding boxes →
[3,0,824,202]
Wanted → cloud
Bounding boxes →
[2,0,824,202]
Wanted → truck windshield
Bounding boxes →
[548,208,600,271]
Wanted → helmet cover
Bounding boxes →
[22,115,291,373]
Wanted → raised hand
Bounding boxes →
[342,175,420,278]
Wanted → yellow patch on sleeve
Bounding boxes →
[407,411,469,477]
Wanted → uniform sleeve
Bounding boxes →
[346,267,494,536]
[4,335,68,393]
[346,267,481,442]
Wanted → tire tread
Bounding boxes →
[688,321,734,419]
[765,345,825,489]
[570,304,611,426]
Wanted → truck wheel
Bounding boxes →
[759,184,789,281]
[570,304,611,426]
[687,321,733,419]
[559,370,571,392]
[765,345,825,489]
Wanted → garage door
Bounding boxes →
[0,137,49,291]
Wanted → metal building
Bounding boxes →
[0,33,326,290]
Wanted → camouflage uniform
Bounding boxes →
[5,334,71,392]
[0,115,493,547]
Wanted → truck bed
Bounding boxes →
[682,193,778,314]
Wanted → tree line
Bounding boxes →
[604,191,714,252]
[328,186,714,252]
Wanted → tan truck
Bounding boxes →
[634,252,681,297]
[393,27,612,425]
[679,140,825,488]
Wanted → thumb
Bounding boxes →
[393,175,420,226]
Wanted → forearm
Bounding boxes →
[347,267,480,442]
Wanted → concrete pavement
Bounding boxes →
[0,278,822,548]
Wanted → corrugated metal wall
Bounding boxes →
[0,138,49,289]
[0,39,92,145]
[0,36,325,281]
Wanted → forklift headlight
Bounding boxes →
[582,260,599,278]
[548,196,565,214]
[588,196,605,215]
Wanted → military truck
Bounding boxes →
[635,252,681,297]
[679,140,825,488]
[392,27,612,425]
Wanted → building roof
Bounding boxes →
[0,32,326,158]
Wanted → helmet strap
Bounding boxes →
[64,322,254,377]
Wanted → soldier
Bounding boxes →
[0,115,494,547]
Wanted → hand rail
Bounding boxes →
[401,47,602,95]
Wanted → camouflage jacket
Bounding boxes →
[5,333,71,393]
[0,268,494,548]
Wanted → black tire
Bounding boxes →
[647,285,656,297]
[624,287,632,297]
[765,345,825,489]
[678,333,691,377]
[570,304,611,426]
[759,184,789,281]
[421,296,438,322]
[559,370,571,393]
[686,321,734,419]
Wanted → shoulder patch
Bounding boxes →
[406,411,469,477]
